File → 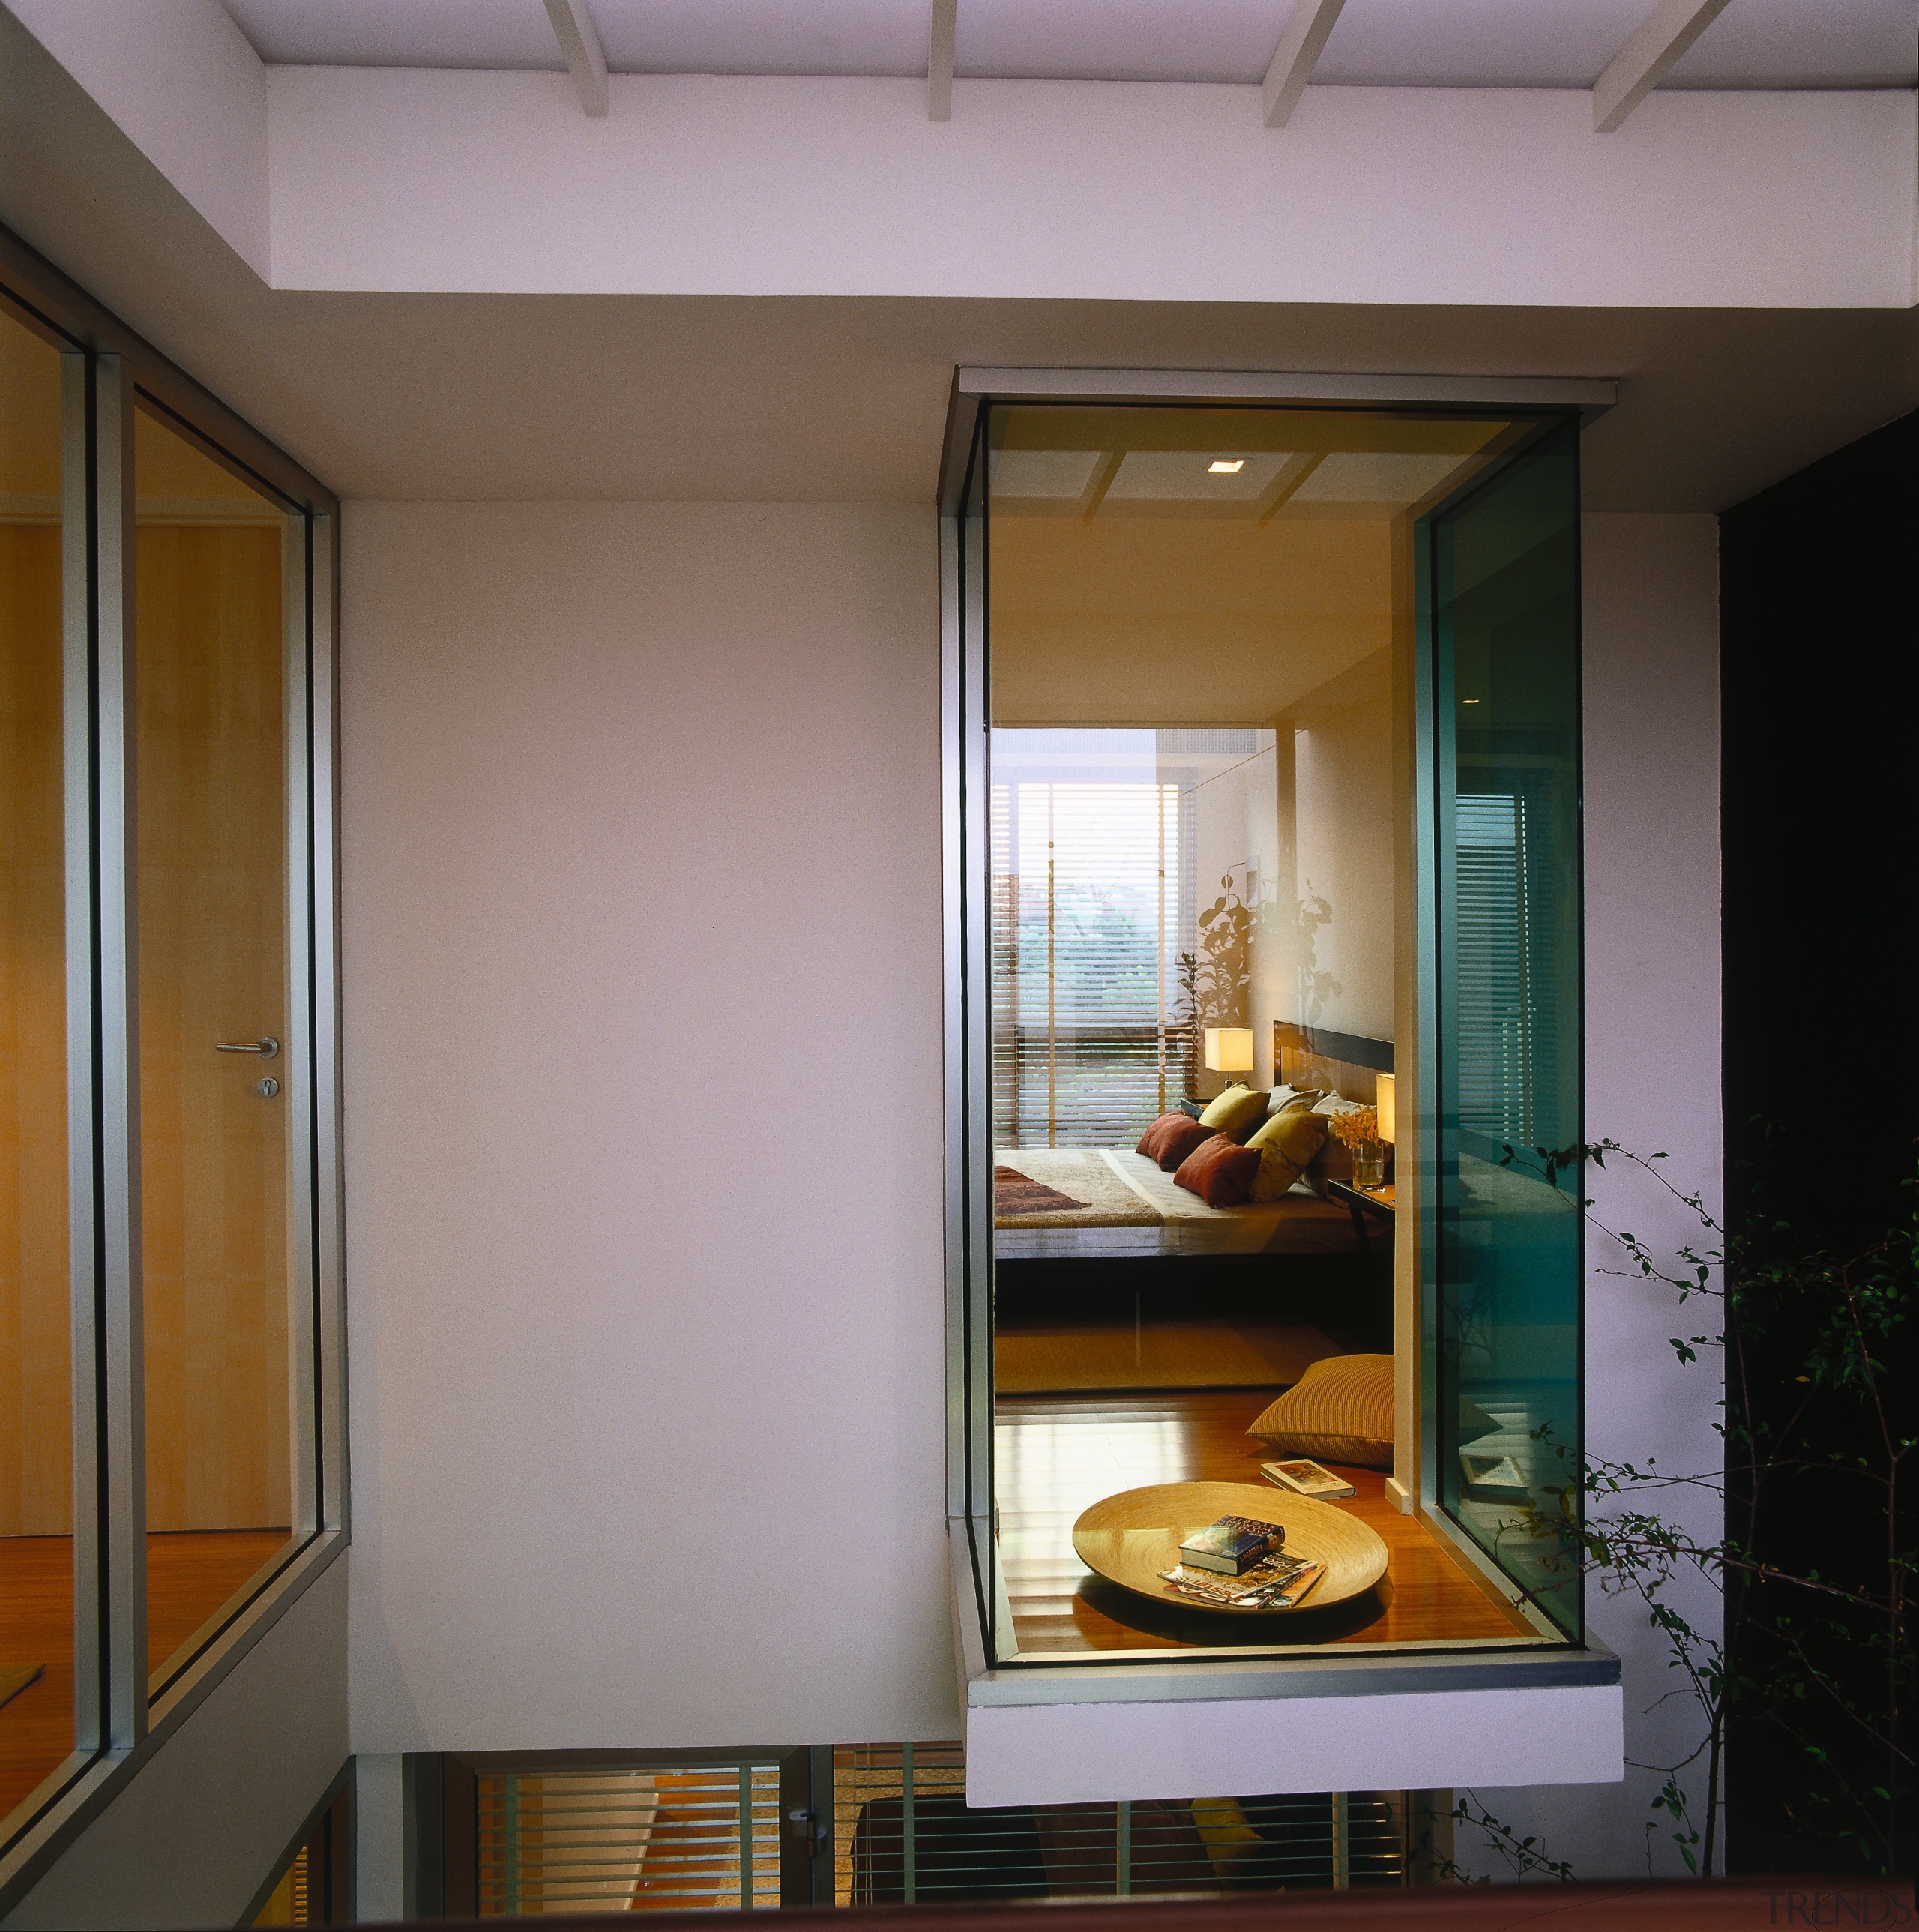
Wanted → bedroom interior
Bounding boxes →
[976,398,1582,1660]
[0,307,299,1820]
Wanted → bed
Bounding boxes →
[993,1021,1395,1262]
[993,1146,1358,1256]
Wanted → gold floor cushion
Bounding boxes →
[1246,1352,1394,1469]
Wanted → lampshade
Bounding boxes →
[1203,1027,1255,1078]
[1375,1073,1396,1145]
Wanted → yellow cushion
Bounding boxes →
[1245,1353,1394,1469]
[1196,1085,1269,1141]
[1241,1104,1328,1202]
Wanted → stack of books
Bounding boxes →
[1157,1514,1326,1610]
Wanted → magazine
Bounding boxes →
[1159,1552,1326,1610]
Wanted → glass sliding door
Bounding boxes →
[2,232,340,1884]
[133,404,303,1694]
[1424,421,1582,1635]
[0,301,75,1823]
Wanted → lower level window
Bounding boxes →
[440,1745,1418,1908]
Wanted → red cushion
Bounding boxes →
[1140,1113,1214,1171]
[1174,1132,1261,1207]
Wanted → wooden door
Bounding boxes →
[136,517,289,1534]
[0,520,70,1538]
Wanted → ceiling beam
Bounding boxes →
[928,0,957,121]
[1261,0,1349,129]
[1592,0,1732,132]
[543,0,609,118]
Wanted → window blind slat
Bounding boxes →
[992,780,1183,1147]
[477,1765,782,1916]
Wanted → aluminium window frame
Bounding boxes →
[939,366,1617,1703]
[0,220,346,1912]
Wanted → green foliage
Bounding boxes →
[1444,1140,1915,1881]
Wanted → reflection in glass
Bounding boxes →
[1430,425,1583,1634]
[135,406,298,1691]
[0,307,72,1821]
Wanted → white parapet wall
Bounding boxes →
[965,1682,1624,1808]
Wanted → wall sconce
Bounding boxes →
[1204,1027,1255,1087]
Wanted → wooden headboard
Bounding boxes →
[1274,1021,1394,1107]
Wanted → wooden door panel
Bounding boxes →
[0,523,70,1539]
[137,522,289,1534]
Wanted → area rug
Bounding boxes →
[994,1165,1090,1216]
[992,1149,1159,1226]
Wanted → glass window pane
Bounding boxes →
[134,405,299,1692]
[976,400,1567,1664]
[1429,424,1583,1634]
[1,306,73,1819]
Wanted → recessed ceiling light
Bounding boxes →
[1461,698,1480,705]
[1208,459,1244,474]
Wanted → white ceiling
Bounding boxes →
[9,0,1919,517]
[217,0,1919,90]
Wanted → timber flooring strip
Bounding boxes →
[995,1390,1534,1654]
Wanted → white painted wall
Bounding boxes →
[1465,513,1724,1880]
[341,500,1718,1849]
[342,501,959,1754]
[1,1559,348,1931]
[0,0,269,280]
[968,1684,1624,1810]
[265,73,1913,306]
[1289,648,1394,1043]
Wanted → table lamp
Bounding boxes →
[1376,1073,1396,1146]
[1204,1026,1255,1089]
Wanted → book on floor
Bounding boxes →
[1176,1514,1284,1574]
[1260,1457,1356,1500]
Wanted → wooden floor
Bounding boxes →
[995,1391,1537,1655]
[0,1529,292,1823]
[995,1319,1340,1394]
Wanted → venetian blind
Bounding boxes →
[989,780,1183,1148]
[834,1743,1409,1901]
[1453,792,1534,1147]
[475,1764,781,1915]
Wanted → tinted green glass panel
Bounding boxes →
[1427,422,1582,1636]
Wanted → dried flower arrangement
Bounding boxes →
[1331,1106,1380,1150]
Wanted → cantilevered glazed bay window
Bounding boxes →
[940,373,1618,1793]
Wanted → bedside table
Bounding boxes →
[1327,1178,1394,1253]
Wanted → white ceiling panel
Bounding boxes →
[953,0,1286,84]
[588,0,930,77]
[1314,0,1918,90]
[1666,0,1919,88]
[221,0,564,70]
[1106,449,1293,499]
[217,0,1918,88]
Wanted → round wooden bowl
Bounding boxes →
[1071,1481,1389,1616]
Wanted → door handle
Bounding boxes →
[216,1038,280,1059]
